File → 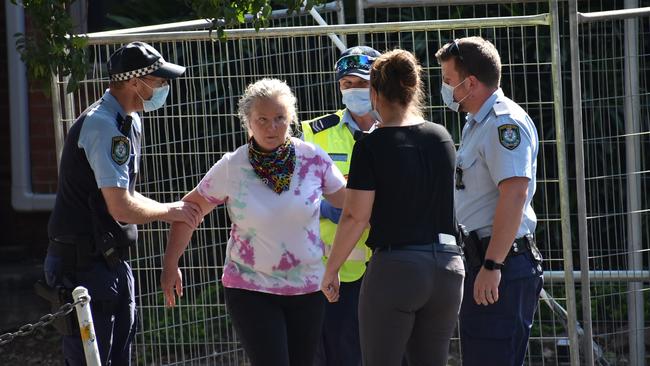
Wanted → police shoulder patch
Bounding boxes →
[111,136,130,165]
[309,113,340,134]
[498,124,520,150]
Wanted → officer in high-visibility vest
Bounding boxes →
[302,46,380,366]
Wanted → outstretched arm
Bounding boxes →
[321,188,374,302]
[102,187,202,228]
[161,188,218,307]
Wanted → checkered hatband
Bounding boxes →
[110,60,164,81]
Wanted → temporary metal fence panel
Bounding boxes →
[48,1,649,365]
[56,7,562,366]
[568,1,650,365]
[358,3,576,365]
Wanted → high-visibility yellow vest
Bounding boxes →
[301,109,371,283]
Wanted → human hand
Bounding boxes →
[161,263,183,308]
[163,201,202,228]
[473,267,502,305]
[320,270,340,303]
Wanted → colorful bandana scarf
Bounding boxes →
[248,137,295,194]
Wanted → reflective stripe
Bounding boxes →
[324,244,367,262]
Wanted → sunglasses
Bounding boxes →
[448,39,464,62]
[335,54,375,78]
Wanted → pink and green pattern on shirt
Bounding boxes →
[196,139,346,296]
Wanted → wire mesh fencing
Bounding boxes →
[49,1,650,365]
[572,4,650,365]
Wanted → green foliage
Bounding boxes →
[11,0,88,94]
[12,0,328,94]
[188,0,327,37]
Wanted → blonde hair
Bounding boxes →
[238,78,297,135]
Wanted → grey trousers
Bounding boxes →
[359,248,465,366]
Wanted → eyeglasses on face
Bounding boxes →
[139,76,168,88]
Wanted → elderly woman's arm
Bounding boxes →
[161,188,217,307]
[321,189,374,302]
[323,186,346,209]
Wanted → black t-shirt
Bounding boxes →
[347,121,456,249]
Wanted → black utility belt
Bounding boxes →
[461,231,541,269]
[475,234,535,257]
[373,243,463,255]
[48,236,130,271]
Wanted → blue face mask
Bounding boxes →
[341,88,372,115]
[441,78,469,112]
[137,79,170,112]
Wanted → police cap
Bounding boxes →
[107,41,186,82]
[335,46,381,81]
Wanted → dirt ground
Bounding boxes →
[0,325,63,365]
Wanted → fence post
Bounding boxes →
[72,287,101,366]
[568,0,595,364]
[549,2,581,365]
[623,1,644,365]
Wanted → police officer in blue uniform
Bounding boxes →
[45,42,202,365]
[435,37,543,366]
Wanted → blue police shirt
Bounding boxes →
[454,88,538,239]
[48,90,141,238]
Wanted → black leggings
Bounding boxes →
[224,287,326,366]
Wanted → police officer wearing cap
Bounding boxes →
[301,46,380,366]
[435,37,544,366]
[45,41,202,365]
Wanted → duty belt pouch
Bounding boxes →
[34,280,79,336]
[88,190,137,269]
[528,236,543,264]
[462,231,486,270]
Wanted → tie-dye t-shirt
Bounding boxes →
[197,137,346,296]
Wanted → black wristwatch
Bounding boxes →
[483,259,504,271]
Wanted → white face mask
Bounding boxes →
[341,88,372,115]
[137,79,170,112]
[440,77,469,112]
[369,91,383,124]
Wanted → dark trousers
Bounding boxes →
[359,249,465,366]
[44,254,136,366]
[224,287,326,366]
[459,252,543,366]
[314,277,363,366]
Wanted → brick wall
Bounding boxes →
[28,82,58,193]
[0,4,53,259]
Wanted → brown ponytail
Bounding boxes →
[370,49,424,114]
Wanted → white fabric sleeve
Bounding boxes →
[196,153,231,204]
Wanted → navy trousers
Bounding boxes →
[45,254,136,366]
[459,252,543,366]
[313,277,363,366]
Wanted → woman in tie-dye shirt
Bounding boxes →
[161,78,346,366]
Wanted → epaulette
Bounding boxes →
[492,100,512,116]
[308,113,340,134]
